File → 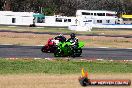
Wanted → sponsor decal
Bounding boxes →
[79,68,131,86]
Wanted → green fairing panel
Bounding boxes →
[54,41,84,57]
[78,42,84,48]
[58,41,84,49]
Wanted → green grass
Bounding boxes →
[0,59,131,74]
[0,26,72,33]
[0,26,132,35]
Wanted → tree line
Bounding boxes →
[0,0,132,16]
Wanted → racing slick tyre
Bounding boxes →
[72,48,82,57]
[41,46,48,53]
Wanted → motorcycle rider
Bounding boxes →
[54,34,66,42]
[67,33,78,45]
[43,34,66,52]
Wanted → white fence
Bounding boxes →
[93,24,132,29]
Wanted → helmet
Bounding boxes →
[70,33,76,38]
[59,34,63,36]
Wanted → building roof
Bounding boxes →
[76,10,117,14]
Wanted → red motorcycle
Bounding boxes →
[41,38,59,53]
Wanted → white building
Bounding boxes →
[35,15,76,27]
[69,10,121,31]
[0,10,118,27]
[76,10,118,25]
[0,11,34,26]
[0,11,46,26]
[1,10,131,31]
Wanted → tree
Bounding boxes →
[0,0,132,15]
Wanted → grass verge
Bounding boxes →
[0,26,132,35]
[0,27,132,48]
[0,58,131,74]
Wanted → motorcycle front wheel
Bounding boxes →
[72,48,82,57]
[41,46,48,53]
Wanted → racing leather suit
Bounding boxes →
[67,37,78,45]
[54,35,66,42]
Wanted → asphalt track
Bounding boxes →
[0,45,132,60]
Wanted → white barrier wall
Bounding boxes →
[93,24,132,29]
[68,25,92,31]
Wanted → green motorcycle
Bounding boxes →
[54,41,84,57]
